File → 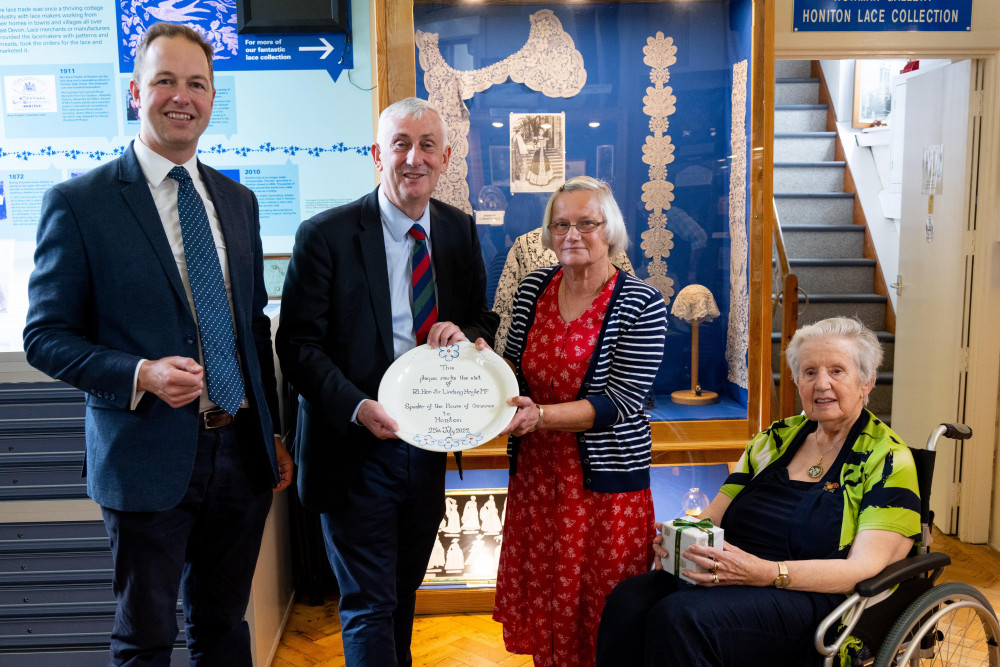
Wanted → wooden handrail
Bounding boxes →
[772,199,798,418]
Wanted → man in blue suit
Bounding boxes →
[277,98,498,666]
[23,23,292,666]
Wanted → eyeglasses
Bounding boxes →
[548,220,606,235]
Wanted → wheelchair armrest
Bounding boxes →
[854,552,951,598]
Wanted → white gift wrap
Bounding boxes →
[660,519,725,584]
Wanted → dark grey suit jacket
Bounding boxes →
[23,143,281,512]
[276,187,498,511]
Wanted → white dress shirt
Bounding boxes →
[351,188,437,422]
[131,136,243,412]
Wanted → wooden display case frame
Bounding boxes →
[372,0,776,474]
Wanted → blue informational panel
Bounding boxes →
[114,1,352,80]
[794,0,972,32]
[0,0,375,352]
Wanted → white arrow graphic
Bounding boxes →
[299,37,334,60]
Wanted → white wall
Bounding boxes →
[819,60,855,124]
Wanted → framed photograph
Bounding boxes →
[423,488,507,587]
[853,59,908,128]
[509,112,566,194]
[237,0,348,35]
[262,254,291,300]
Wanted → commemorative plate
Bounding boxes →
[378,341,518,452]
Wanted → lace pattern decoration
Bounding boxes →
[416,10,587,213]
[726,59,750,390]
[638,32,677,304]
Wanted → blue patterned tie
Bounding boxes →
[169,166,245,415]
[409,224,437,345]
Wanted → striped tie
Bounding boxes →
[409,224,437,345]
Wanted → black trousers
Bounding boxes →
[596,570,842,667]
[101,421,273,666]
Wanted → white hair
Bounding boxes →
[376,97,449,149]
[786,317,883,396]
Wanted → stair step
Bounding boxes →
[774,162,846,193]
[0,649,190,667]
[775,80,819,105]
[0,403,85,421]
[772,294,887,330]
[0,582,116,606]
[1,434,85,455]
[775,60,812,79]
[774,193,855,226]
[0,549,113,575]
[770,330,895,343]
[0,383,83,407]
[770,335,895,374]
[782,225,865,258]
[775,132,837,138]
[788,258,875,267]
[774,133,836,162]
[775,104,828,132]
[0,522,106,542]
[789,265,875,293]
[0,419,85,437]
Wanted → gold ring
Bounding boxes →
[712,571,719,584]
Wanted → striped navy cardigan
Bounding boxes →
[503,265,667,493]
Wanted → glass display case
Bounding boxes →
[374,0,775,465]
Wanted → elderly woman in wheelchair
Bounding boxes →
[596,317,925,666]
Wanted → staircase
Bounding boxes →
[0,382,187,666]
[772,60,895,423]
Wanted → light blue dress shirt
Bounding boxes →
[351,187,437,422]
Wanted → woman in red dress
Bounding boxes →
[486,177,668,666]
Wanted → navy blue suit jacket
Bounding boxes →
[23,143,281,512]
[275,188,499,512]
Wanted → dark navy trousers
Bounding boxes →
[101,420,272,666]
[320,439,446,667]
[596,570,842,667]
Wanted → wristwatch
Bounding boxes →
[774,561,790,589]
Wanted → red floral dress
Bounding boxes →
[493,269,655,667]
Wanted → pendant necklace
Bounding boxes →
[808,436,842,479]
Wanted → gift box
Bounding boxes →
[660,518,725,584]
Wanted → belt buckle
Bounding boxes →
[200,408,232,430]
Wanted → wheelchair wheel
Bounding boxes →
[874,582,1000,666]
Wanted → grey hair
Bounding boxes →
[785,316,883,396]
[540,176,629,257]
[376,97,449,149]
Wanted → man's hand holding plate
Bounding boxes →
[426,321,467,348]
[358,399,400,439]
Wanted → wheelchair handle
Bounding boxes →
[925,423,972,452]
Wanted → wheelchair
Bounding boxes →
[814,423,1000,666]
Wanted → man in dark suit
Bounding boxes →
[23,23,291,666]
[276,97,498,666]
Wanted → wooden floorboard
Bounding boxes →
[272,528,1000,666]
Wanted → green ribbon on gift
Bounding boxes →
[671,518,716,576]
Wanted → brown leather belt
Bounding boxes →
[199,408,238,430]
